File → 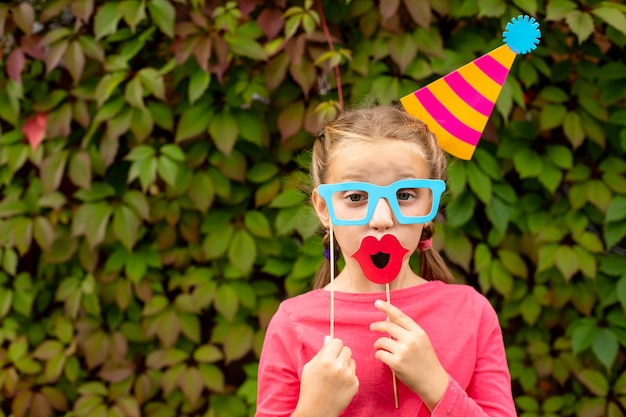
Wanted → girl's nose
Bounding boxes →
[368,198,394,230]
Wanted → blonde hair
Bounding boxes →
[311,105,454,288]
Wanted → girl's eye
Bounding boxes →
[346,192,367,202]
[397,190,415,201]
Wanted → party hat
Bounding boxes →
[401,15,541,160]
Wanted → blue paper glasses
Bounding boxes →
[317,179,446,226]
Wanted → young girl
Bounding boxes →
[256,106,516,417]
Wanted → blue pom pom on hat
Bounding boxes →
[504,15,541,54]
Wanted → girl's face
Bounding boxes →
[312,139,434,285]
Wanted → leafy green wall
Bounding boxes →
[1,0,626,416]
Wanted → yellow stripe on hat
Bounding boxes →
[400,92,476,160]
[426,78,489,133]
[490,44,517,68]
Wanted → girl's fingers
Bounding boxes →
[374,299,418,330]
[318,337,345,358]
[370,319,404,340]
[337,343,353,365]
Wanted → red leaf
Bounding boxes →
[277,101,304,141]
[193,35,212,72]
[289,56,316,98]
[239,0,263,16]
[20,34,46,59]
[379,0,400,21]
[22,113,48,150]
[284,34,305,65]
[6,47,25,83]
[258,8,284,40]
[209,36,230,82]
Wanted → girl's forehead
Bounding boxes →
[327,139,429,182]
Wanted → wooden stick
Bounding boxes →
[330,223,335,340]
[386,283,399,408]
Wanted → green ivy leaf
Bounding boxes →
[586,180,612,212]
[477,0,506,17]
[72,203,113,250]
[537,158,562,194]
[203,223,234,259]
[40,150,69,194]
[466,162,492,204]
[130,106,154,142]
[445,191,475,228]
[68,150,92,190]
[388,33,417,74]
[442,227,472,271]
[546,145,573,169]
[94,2,122,39]
[604,221,626,249]
[33,216,55,251]
[520,295,541,325]
[539,104,567,131]
[490,259,514,297]
[446,160,467,197]
[124,76,145,109]
[228,229,256,275]
[199,363,225,392]
[537,244,557,273]
[246,162,279,183]
[148,101,173,130]
[157,155,179,187]
[592,6,626,36]
[270,189,307,208]
[147,0,175,37]
[513,148,543,179]
[216,149,247,182]
[118,0,146,33]
[563,111,585,149]
[566,10,594,43]
[113,205,140,251]
[188,70,211,105]
[555,245,579,281]
[572,246,597,278]
[176,103,212,143]
[194,345,223,363]
[224,34,268,61]
[605,196,626,222]
[512,0,537,16]
[95,73,127,107]
[577,369,609,397]
[188,171,215,214]
[222,324,254,363]
[244,211,272,238]
[498,249,528,279]
[214,283,239,321]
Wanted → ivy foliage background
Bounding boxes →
[1,0,626,416]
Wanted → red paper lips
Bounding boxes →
[351,235,409,284]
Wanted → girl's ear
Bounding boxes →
[311,188,330,229]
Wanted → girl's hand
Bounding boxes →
[293,337,359,417]
[370,300,449,411]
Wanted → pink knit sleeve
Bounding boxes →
[256,304,302,417]
[430,295,516,417]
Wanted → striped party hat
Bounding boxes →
[401,15,541,160]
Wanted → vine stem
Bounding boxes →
[316,0,344,111]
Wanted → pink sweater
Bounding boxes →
[256,281,516,416]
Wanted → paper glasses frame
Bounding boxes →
[317,179,446,226]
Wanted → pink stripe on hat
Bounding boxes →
[473,54,509,85]
[443,72,493,117]
[414,88,482,146]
